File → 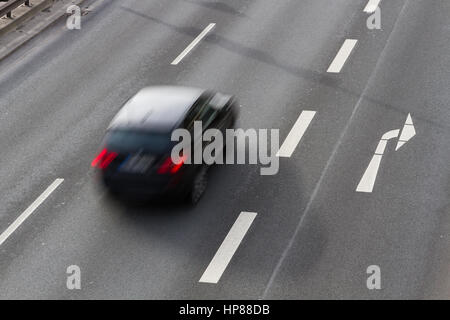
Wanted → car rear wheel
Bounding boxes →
[189,166,208,204]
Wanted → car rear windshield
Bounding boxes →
[105,130,173,154]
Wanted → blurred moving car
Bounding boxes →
[91,86,238,204]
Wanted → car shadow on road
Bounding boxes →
[103,192,193,217]
[98,160,242,221]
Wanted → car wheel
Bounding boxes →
[189,166,208,205]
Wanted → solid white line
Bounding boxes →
[327,39,358,73]
[199,211,257,284]
[171,23,216,65]
[356,155,382,193]
[0,179,64,246]
[277,111,316,158]
[364,0,381,13]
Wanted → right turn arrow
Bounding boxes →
[396,113,416,151]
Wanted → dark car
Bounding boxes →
[91,86,238,204]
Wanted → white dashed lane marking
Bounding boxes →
[364,0,382,13]
[327,39,358,73]
[199,211,257,284]
[0,179,64,246]
[171,23,216,65]
[277,111,316,158]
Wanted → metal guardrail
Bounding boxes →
[0,0,31,19]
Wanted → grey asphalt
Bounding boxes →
[0,0,449,299]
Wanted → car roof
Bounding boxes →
[108,86,206,132]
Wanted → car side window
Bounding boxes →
[198,104,218,128]
[184,95,210,130]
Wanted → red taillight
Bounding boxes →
[157,155,186,174]
[99,152,118,169]
[157,157,173,174]
[91,148,118,170]
[170,158,185,174]
[91,149,107,167]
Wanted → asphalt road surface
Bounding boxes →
[0,0,449,299]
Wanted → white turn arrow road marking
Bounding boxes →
[356,114,416,193]
[356,129,399,193]
[396,114,416,150]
